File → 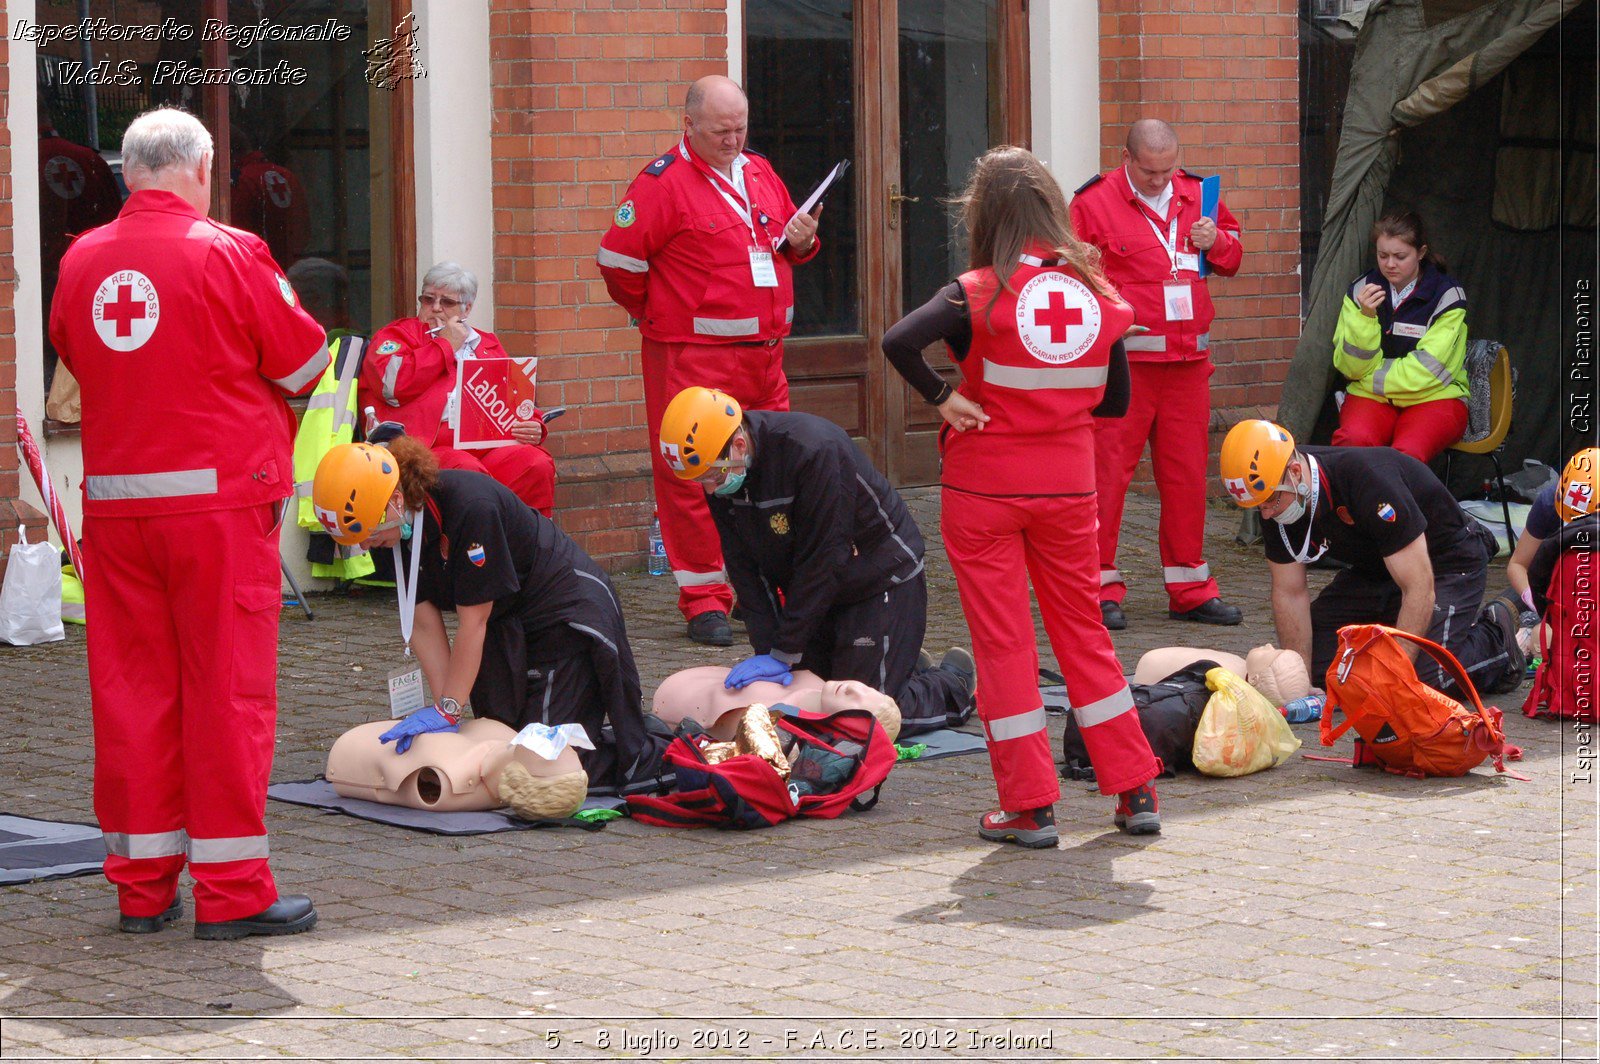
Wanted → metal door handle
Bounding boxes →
[888,184,920,229]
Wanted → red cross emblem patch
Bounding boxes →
[1567,481,1593,514]
[1015,273,1102,365]
[44,155,86,200]
[263,169,293,210]
[92,270,160,352]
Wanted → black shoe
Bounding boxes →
[1169,597,1243,626]
[939,646,977,701]
[1100,600,1127,631]
[916,648,935,673]
[1480,597,1527,694]
[686,610,733,647]
[119,894,182,934]
[194,895,317,941]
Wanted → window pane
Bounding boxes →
[898,0,999,313]
[747,0,859,336]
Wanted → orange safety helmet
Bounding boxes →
[1555,447,1600,522]
[658,386,743,480]
[312,442,400,545]
[1219,419,1298,508]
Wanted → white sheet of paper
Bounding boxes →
[773,159,849,250]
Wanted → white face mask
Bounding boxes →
[1273,455,1329,563]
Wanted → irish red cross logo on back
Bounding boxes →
[92,271,160,352]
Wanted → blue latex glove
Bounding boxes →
[379,705,460,755]
[724,654,794,690]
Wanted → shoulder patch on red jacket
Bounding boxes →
[644,151,678,177]
[1074,173,1104,195]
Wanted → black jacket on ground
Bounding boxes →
[707,410,925,663]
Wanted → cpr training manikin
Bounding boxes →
[325,667,903,820]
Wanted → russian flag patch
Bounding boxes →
[467,543,486,567]
[1377,502,1396,522]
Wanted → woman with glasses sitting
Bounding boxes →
[359,261,556,515]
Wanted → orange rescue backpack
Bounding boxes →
[1322,624,1520,778]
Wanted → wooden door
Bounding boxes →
[746,0,1029,483]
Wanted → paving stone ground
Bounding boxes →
[0,491,1595,1062]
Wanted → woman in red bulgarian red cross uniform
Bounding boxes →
[882,146,1163,847]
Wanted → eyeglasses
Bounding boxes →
[417,293,463,309]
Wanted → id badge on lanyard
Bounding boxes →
[1146,213,1196,322]
[699,157,778,288]
[388,509,428,717]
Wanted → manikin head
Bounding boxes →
[651,667,902,742]
[122,107,213,215]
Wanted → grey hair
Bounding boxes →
[121,108,213,176]
[421,261,477,304]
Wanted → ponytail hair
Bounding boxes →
[384,434,440,512]
[1372,210,1448,275]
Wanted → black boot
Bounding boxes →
[119,894,182,934]
[194,895,317,941]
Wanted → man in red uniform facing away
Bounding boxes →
[598,74,822,647]
[358,261,556,516]
[51,108,328,940]
[230,131,310,268]
[1070,119,1245,631]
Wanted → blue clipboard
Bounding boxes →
[1198,175,1220,278]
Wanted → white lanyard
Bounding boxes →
[1142,211,1181,277]
[681,141,761,244]
[1277,455,1329,564]
[391,507,425,654]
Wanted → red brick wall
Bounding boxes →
[488,2,726,568]
[0,23,50,564]
[1099,0,1301,493]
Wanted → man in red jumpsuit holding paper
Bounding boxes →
[598,74,822,646]
[1070,118,1245,631]
[51,108,328,940]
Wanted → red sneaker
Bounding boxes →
[978,806,1059,848]
[1114,782,1161,835]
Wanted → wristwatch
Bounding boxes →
[438,697,462,721]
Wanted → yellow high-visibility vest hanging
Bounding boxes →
[291,334,377,580]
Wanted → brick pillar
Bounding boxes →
[1099,0,1301,495]
[0,25,51,574]
[489,2,726,570]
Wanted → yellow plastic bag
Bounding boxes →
[1192,667,1301,777]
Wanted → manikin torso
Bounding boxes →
[650,667,903,742]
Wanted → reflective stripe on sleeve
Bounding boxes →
[1195,332,1210,351]
[304,393,338,411]
[984,706,1049,743]
[1412,350,1455,387]
[1163,564,1211,583]
[1430,287,1466,320]
[982,359,1109,391]
[770,647,802,666]
[270,343,331,394]
[1341,340,1378,362]
[1100,569,1123,586]
[1073,686,1136,728]
[785,306,794,324]
[188,835,269,864]
[86,469,218,501]
[382,355,404,405]
[597,246,649,273]
[102,829,188,859]
[1123,335,1167,352]
[692,316,760,337]
[1371,358,1394,396]
[674,568,728,588]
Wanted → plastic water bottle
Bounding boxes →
[648,516,668,576]
[1282,694,1325,723]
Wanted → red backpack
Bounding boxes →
[627,708,895,829]
[1524,551,1597,722]
[1323,624,1519,778]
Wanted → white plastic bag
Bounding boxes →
[0,526,64,645]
